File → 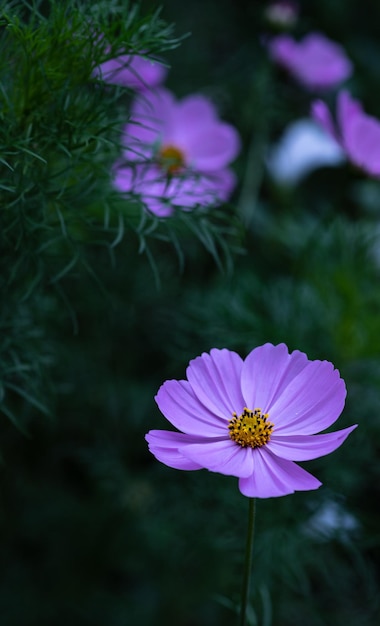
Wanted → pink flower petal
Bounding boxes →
[121,121,156,161]
[182,438,254,477]
[311,100,339,142]
[240,343,309,412]
[269,33,352,90]
[267,424,357,460]
[336,90,363,140]
[130,88,176,124]
[146,430,204,470]
[183,122,241,171]
[155,379,227,436]
[125,89,177,150]
[293,34,352,90]
[344,113,380,176]
[162,169,236,208]
[114,164,236,216]
[186,348,245,418]
[205,168,237,200]
[112,164,174,217]
[269,35,297,66]
[94,54,168,90]
[173,95,218,128]
[270,360,346,435]
[314,91,380,177]
[113,163,134,193]
[238,448,321,498]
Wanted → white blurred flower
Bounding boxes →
[303,500,359,542]
[264,1,299,29]
[267,118,345,186]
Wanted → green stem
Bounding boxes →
[240,497,256,626]
[237,130,265,230]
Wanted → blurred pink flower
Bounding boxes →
[93,53,167,91]
[146,343,357,498]
[114,165,236,217]
[312,90,380,177]
[269,32,352,90]
[113,87,241,216]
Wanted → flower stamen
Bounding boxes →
[158,144,186,173]
[228,407,274,448]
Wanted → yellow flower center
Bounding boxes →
[158,145,186,173]
[228,407,274,448]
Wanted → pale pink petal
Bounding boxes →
[270,360,346,435]
[130,88,176,123]
[113,164,174,216]
[118,55,167,90]
[142,198,173,217]
[121,96,167,159]
[113,164,134,193]
[154,175,207,210]
[267,424,357,460]
[127,88,177,146]
[270,33,352,90]
[292,34,352,90]
[174,95,218,127]
[186,348,245,418]
[314,91,380,177]
[344,113,380,176]
[114,165,235,216]
[155,379,227,436]
[165,95,233,156]
[146,430,204,470]
[112,163,163,212]
[159,173,219,208]
[336,90,363,140]
[240,343,309,413]
[121,120,157,161]
[313,91,380,177]
[238,448,321,498]
[94,54,167,90]
[311,100,339,142]
[183,122,241,171]
[182,439,254,477]
[166,169,237,207]
[268,35,297,66]
[205,168,237,200]
[113,164,173,217]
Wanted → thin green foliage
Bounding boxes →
[0,0,181,427]
[0,0,239,431]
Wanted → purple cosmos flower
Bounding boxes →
[312,90,380,177]
[93,53,168,91]
[113,87,241,216]
[146,343,357,498]
[268,32,352,90]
